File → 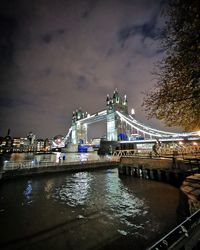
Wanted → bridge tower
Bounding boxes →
[71,108,87,144]
[106,89,130,141]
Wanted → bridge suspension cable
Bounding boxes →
[64,127,72,143]
[128,114,176,135]
[116,111,163,137]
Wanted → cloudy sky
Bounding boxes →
[0,0,174,139]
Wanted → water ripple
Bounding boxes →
[103,170,149,234]
[53,172,93,207]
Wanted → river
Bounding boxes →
[0,152,181,250]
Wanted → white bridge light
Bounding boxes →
[131,108,135,115]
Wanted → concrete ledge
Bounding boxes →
[120,156,173,169]
[120,156,198,171]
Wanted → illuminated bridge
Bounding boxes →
[59,89,199,148]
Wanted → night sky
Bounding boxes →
[0,0,174,139]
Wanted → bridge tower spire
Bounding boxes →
[71,108,87,144]
[106,90,130,141]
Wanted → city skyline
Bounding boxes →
[0,0,177,138]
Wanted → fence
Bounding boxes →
[112,149,200,159]
[148,209,200,250]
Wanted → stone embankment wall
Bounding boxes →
[119,156,193,187]
[120,156,200,215]
[120,156,193,171]
[0,161,118,181]
[181,174,200,214]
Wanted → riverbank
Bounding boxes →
[0,160,118,181]
[118,156,200,249]
[118,156,200,187]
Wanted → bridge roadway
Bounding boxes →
[78,110,107,124]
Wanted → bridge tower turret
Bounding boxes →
[71,108,87,144]
[106,89,130,141]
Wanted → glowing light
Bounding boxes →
[98,110,107,115]
[23,181,32,200]
[131,108,135,115]
[193,142,197,146]
[178,141,183,145]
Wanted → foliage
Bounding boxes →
[143,0,200,131]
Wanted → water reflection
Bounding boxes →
[0,168,180,250]
[52,169,150,237]
[54,172,92,207]
[44,179,54,199]
[23,180,33,205]
[104,170,146,236]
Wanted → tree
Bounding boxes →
[143,0,200,131]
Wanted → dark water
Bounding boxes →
[0,168,180,250]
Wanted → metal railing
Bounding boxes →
[112,149,200,159]
[147,209,200,250]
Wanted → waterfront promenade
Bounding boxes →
[0,158,118,180]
